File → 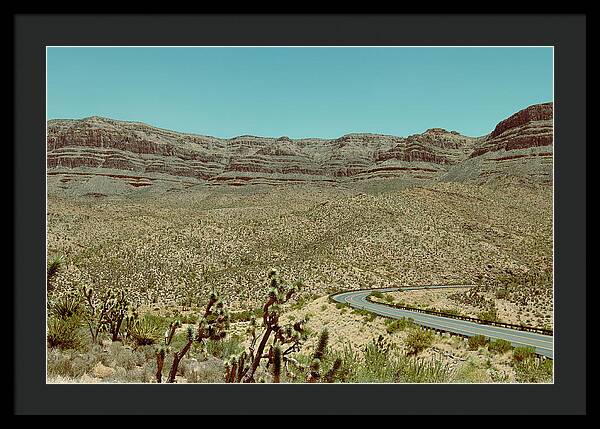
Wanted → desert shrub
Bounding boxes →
[47,344,105,378]
[467,335,489,351]
[514,358,553,383]
[291,344,359,383]
[495,288,510,299]
[155,291,230,383]
[405,328,435,355]
[512,346,536,363]
[385,317,414,334]
[316,336,451,383]
[488,339,513,354]
[384,295,394,303]
[230,307,263,322]
[204,334,244,359]
[321,336,398,383]
[454,357,490,383]
[47,349,77,377]
[352,308,376,322]
[396,358,454,383]
[359,336,398,381]
[370,291,384,299]
[178,313,199,324]
[108,342,140,371]
[477,307,499,322]
[439,308,462,316]
[47,316,84,350]
[289,292,318,310]
[122,366,145,383]
[181,356,225,383]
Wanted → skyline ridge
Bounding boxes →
[47,101,553,141]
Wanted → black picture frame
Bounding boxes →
[14,14,587,415]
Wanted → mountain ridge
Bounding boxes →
[47,102,553,195]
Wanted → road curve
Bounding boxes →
[331,285,553,359]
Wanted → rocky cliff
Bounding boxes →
[47,103,553,196]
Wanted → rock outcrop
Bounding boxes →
[47,103,553,195]
[444,103,553,184]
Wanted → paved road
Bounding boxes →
[331,285,553,359]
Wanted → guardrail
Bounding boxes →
[364,295,553,336]
[328,283,473,303]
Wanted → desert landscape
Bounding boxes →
[46,102,554,384]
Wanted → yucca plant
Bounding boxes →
[50,290,82,320]
[127,314,162,347]
[47,254,65,293]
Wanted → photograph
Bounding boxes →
[44,46,556,385]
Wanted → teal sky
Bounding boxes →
[47,47,553,139]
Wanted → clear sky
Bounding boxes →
[47,47,553,139]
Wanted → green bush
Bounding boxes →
[370,291,384,299]
[512,346,536,363]
[230,307,263,322]
[385,317,414,334]
[47,316,84,350]
[495,288,510,299]
[467,335,489,350]
[352,308,376,322]
[204,334,244,359]
[514,358,553,383]
[179,313,198,324]
[488,339,513,354]
[439,308,462,316]
[405,328,434,355]
[478,308,499,322]
[310,336,452,383]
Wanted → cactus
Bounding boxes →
[313,328,329,361]
[155,346,167,383]
[305,329,342,383]
[272,343,282,383]
[324,358,342,383]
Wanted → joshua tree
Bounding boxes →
[81,285,132,343]
[224,269,307,383]
[156,291,230,383]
